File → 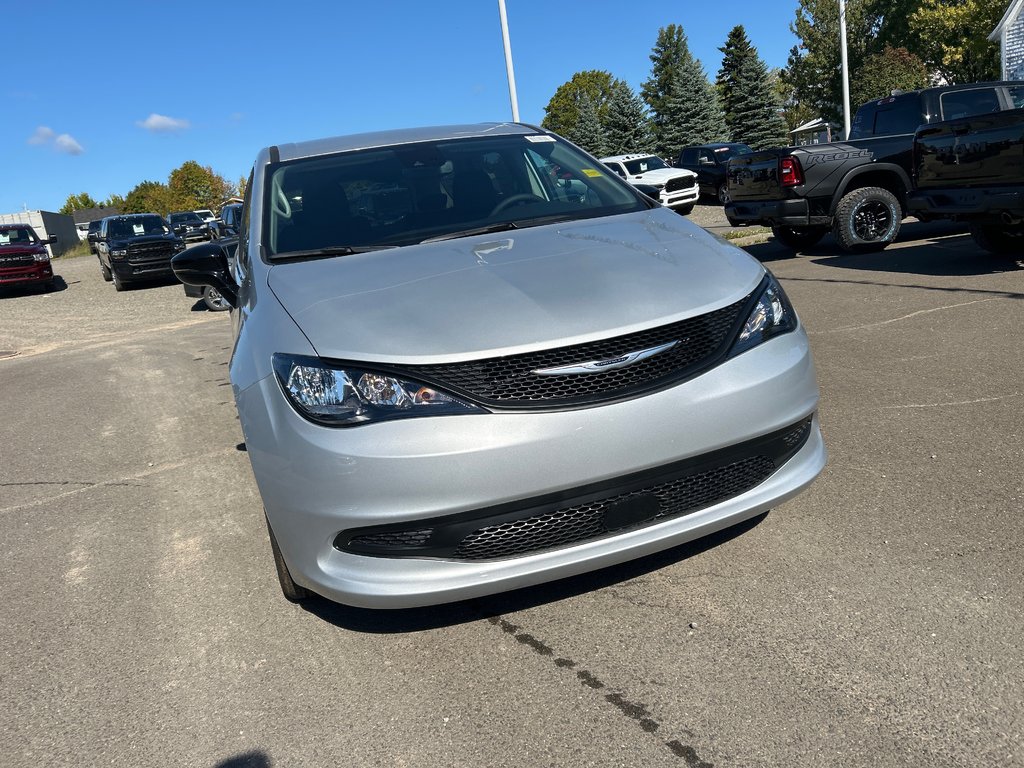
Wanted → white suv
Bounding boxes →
[600,154,699,213]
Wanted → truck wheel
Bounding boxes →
[833,187,901,252]
[970,224,1024,256]
[112,273,128,292]
[202,285,230,311]
[99,260,112,282]
[674,204,694,215]
[771,225,828,251]
[716,183,730,205]
[266,514,311,603]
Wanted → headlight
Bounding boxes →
[272,353,485,427]
[173,241,186,251]
[33,251,50,262]
[728,273,797,357]
[110,248,128,259]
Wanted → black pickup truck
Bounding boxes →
[725,81,1024,252]
[908,108,1024,255]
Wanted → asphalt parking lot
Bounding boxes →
[1,214,1022,767]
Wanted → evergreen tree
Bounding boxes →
[726,49,790,150]
[603,82,653,155]
[716,26,757,130]
[565,91,606,157]
[641,24,691,154]
[656,56,729,160]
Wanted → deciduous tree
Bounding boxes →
[168,160,233,212]
[851,45,929,107]
[122,181,174,215]
[542,70,623,139]
[59,192,99,215]
[908,0,1003,83]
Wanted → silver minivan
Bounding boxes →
[173,123,825,609]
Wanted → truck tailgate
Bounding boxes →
[915,108,1024,189]
[727,152,782,200]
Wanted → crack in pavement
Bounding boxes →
[489,616,715,766]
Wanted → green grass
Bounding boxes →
[58,240,92,259]
[722,227,771,241]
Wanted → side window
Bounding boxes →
[237,169,254,272]
[940,88,1001,120]
[871,99,925,136]
[603,163,626,178]
[680,149,697,165]
[1006,86,1024,109]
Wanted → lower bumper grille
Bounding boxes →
[338,417,813,561]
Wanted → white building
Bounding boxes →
[990,0,1024,81]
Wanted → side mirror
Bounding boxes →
[172,241,238,308]
[47,234,58,244]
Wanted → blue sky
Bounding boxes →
[3,1,800,214]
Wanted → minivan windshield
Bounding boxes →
[263,133,647,258]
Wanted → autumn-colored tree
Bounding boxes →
[122,180,174,215]
[59,192,99,215]
[167,160,233,212]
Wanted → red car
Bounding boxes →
[0,224,57,291]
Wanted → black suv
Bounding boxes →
[675,143,752,204]
[168,211,212,243]
[209,203,243,240]
[95,214,186,291]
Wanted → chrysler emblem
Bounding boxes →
[532,340,679,376]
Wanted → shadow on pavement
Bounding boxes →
[214,751,271,768]
[302,513,768,633]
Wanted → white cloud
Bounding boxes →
[137,113,190,133]
[28,126,55,145]
[55,134,84,155]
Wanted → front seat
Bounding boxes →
[277,183,370,252]
[452,167,498,220]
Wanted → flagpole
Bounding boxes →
[839,0,851,139]
[498,0,520,122]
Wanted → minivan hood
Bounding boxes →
[267,208,763,363]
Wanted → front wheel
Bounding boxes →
[771,225,829,251]
[832,186,902,252]
[99,260,112,282]
[266,514,311,603]
[970,223,1024,256]
[716,182,730,205]
[112,272,128,292]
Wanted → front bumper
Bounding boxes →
[0,262,52,286]
[110,258,176,280]
[662,185,700,209]
[241,330,824,608]
[725,198,830,228]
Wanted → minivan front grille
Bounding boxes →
[338,417,813,561]
[392,284,758,410]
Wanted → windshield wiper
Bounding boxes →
[272,244,395,260]
[420,221,519,244]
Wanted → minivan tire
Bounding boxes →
[832,186,901,252]
[266,514,312,603]
[202,285,230,311]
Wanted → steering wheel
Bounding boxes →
[490,193,546,216]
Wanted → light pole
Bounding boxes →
[498,0,520,122]
[839,0,851,139]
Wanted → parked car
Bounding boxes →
[86,219,103,255]
[194,208,217,224]
[675,143,753,204]
[725,81,1024,252]
[908,106,1024,255]
[173,122,825,609]
[0,224,57,292]
[209,203,243,240]
[168,211,212,243]
[95,213,186,291]
[599,154,699,213]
